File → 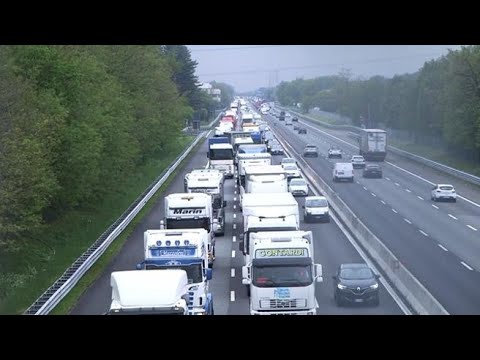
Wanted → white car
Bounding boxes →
[328,147,343,158]
[281,157,297,166]
[351,155,366,169]
[431,184,457,202]
[288,178,309,196]
[285,112,292,117]
[283,164,301,180]
[303,196,330,223]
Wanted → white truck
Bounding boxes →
[207,138,234,178]
[108,269,191,315]
[358,129,387,161]
[241,231,323,315]
[237,152,272,187]
[185,169,226,236]
[162,193,217,268]
[240,165,288,208]
[136,228,213,315]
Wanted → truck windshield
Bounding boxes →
[252,265,313,287]
[209,149,233,160]
[145,263,203,284]
[238,145,267,154]
[167,218,210,232]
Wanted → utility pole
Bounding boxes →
[367,102,371,128]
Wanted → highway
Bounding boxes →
[71,130,404,315]
[268,112,480,314]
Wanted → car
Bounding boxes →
[292,117,299,122]
[270,144,284,155]
[351,155,366,169]
[298,127,307,134]
[333,162,354,182]
[293,124,300,131]
[303,144,319,157]
[363,164,383,178]
[431,184,457,202]
[283,164,301,180]
[327,147,342,158]
[285,112,291,117]
[333,263,380,307]
[303,196,329,223]
[281,157,297,167]
[267,139,280,152]
[288,178,309,196]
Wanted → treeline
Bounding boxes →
[276,45,480,159]
[0,45,212,253]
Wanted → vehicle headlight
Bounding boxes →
[370,283,378,290]
[337,284,347,290]
[306,209,312,213]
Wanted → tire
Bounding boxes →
[371,294,380,307]
[334,293,343,307]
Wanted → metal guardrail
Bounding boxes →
[24,113,223,315]
[280,106,480,186]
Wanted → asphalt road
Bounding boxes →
[268,113,480,314]
[71,129,404,315]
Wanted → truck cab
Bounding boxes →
[207,137,234,178]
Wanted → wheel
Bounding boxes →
[371,294,380,307]
[334,293,343,307]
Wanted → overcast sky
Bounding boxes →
[188,45,463,93]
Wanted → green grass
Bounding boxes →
[0,135,196,315]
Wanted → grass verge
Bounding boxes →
[0,136,196,314]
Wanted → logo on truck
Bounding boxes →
[172,208,204,215]
[256,248,308,257]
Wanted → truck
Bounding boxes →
[207,137,234,178]
[242,123,260,133]
[185,169,226,236]
[240,230,323,315]
[250,131,263,144]
[242,113,254,126]
[359,129,387,161]
[162,193,217,268]
[240,165,288,209]
[108,269,192,315]
[135,229,214,315]
[237,152,271,187]
[279,111,286,121]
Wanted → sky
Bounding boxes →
[187,45,464,93]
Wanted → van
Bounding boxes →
[333,163,354,182]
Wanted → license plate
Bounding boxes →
[354,299,363,303]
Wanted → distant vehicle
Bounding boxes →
[279,111,285,121]
[288,178,309,196]
[333,163,354,182]
[285,112,291,117]
[267,139,280,152]
[332,263,380,307]
[285,118,293,126]
[431,184,457,202]
[281,157,297,167]
[303,196,329,223]
[270,143,284,155]
[298,127,307,134]
[351,155,366,169]
[363,164,383,178]
[303,144,319,157]
[293,124,300,131]
[359,129,387,161]
[283,164,301,180]
[327,147,342,159]
[292,117,299,122]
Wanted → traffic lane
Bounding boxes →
[71,136,226,314]
[357,174,480,272]
[270,139,403,314]
[293,112,480,205]
[271,122,480,314]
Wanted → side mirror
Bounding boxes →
[315,264,323,282]
[206,268,213,281]
[136,263,143,270]
[223,200,227,207]
[242,278,251,285]
[242,266,250,280]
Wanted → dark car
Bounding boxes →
[333,263,380,306]
[270,144,284,155]
[298,127,307,134]
[293,124,300,130]
[303,144,318,157]
[292,117,299,122]
[363,164,383,178]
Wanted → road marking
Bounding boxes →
[230,291,236,302]
[371,193,377,197]
[231,250,236,258]
[448,214,458,220]
[356,181,360,184]
[438,244,448,252]
[233,224,236,230]
[234,190,237,195]
[232,235,236,243]
[419,230,429,237]
[385,177,391,181]
[404,219,412,224]
[233,213,236,219]
[363,186,368,190]
[381,200,386,205]
[461,261,474,271]
[467,225,478,231]
[233,205,236,209]
[392,208,398,214]
[234,197,237,201]
[432,204,439,209]
[231,268,235,277]
[395,182,400,186]
[405,189,411,193]
[417,196,424,200]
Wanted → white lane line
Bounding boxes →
[381,200,386,205]
[356,181,360,184]
[448,214,458,220]
[363,186,368,191]
[234,197,237,201]
[233,205,236,209]
[404,219,412,224]
[385,177,391,181]
[234,190,237,195]
[371,193,377,197]
[417,196,424,200]
[230,291,236,302]
[405,189,411,193]
[233,213,236,219]
[395,182,400,186]
[232,235,236,243]
[419,230,429,237]
[467,225,478,231]
[392,208,398,214]
[231,268,235,277]
[231,250,236,258]
[432,204,439,209]
[438,244,448,252]
[461,261,474,271]
[233,224,237,230]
